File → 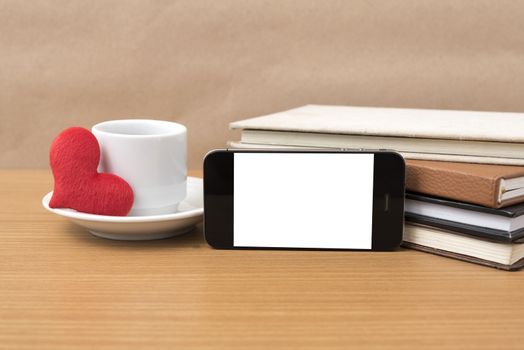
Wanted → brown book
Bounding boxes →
[406,160,524,208]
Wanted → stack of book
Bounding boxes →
[229,105,524,270]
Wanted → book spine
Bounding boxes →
[406,162,499,208]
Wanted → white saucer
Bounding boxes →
[42,177,204,241]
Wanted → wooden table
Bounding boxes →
[1,170,523,350]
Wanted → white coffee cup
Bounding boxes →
[92,119,187,216]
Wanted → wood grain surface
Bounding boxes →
[1,170,523,350]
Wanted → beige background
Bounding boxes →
[2,0,524,170]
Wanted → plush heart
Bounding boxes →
[49,127,134,216]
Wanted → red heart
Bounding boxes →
[49,127,134,216]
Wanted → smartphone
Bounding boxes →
[203,149,405,251]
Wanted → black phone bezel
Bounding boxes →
[203,149,405,251]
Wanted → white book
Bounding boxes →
[228,141,524,165]
[230,105,524,165]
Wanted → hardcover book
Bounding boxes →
[230,105,524,165]
[405,193,524,243]
[403,223,524,271]
[406,160,524,208]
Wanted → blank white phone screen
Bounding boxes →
[233,153,374,249]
